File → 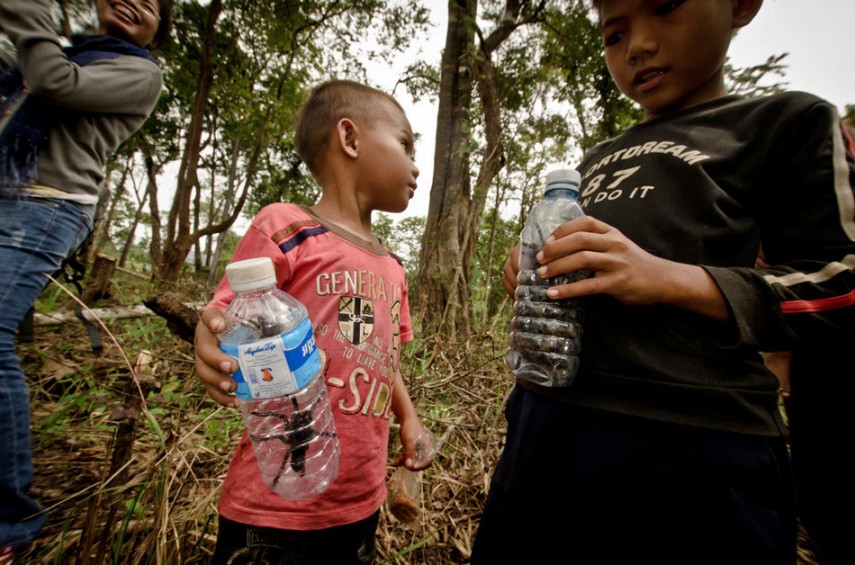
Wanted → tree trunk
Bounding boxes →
[208,135,242,285]
[118,179,149,268]
[416,0,477,339]
[143,292,201,344]
[416,0,522,338]
[157,0,223,283]
[81,254,117,304]
[94,158,130,258]
[157,0,292,284]
[143,148,163,275]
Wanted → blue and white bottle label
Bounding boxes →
[222,318,321,400]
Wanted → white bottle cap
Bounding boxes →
[545,168,581,194]
[225,257,276,292]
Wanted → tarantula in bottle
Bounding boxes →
[248,388,337,485]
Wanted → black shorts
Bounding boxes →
[471,385,797,565]
[211,510,380,565]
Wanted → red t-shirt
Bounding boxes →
[208,203,413,530]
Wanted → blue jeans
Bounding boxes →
[0,196,93,548]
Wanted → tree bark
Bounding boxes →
[118,175,150,268]
[81,254,117,304]
[417,0,527,338]
[94,158,130,258]
[416,0,477,339]
[208,135,243,285]
[157,0,223,283]
[139,136,163,275]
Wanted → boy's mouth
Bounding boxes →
[111,2,141,24]
[633,67,666,91]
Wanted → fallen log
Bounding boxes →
[34,300,206,339]
[33,305,156,326]
[143,292,203,344]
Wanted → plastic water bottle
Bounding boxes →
[505,168,589,387]
[218,257,339,500]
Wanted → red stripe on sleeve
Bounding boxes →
[842,122,855,156]
[781,288,855,313]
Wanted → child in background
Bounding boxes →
[0,0,170,557]
[472,0,855,563]
[194,79,432,565]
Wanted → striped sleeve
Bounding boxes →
[760,106,855,339]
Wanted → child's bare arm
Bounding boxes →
[389,370,431,470]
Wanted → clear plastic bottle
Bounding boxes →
[505,168,589,387]
[218,257,339,501]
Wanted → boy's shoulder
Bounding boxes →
[251,202,314,227]
[729,90,834,118]
[579,91,839,174]
[246,202,320,244]
[589,91,833,147]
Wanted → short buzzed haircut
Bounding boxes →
[295,80,405,178]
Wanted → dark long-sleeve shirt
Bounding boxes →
[527,92,855,436]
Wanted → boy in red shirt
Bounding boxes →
[194,80,431,564]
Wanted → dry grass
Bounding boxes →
[16,273,514,564]
[14,273,820,564]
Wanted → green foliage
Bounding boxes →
[246,144,319,215]
[140,0,433,282]
[374,213,426,279]
[470,206,518,323]
[539,1,644,150]
[725,53,789,98]
[33,283,70,314]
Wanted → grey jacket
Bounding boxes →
[0,0,162,205]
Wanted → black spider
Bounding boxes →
[249,393,337,485]
[236,314,285,338]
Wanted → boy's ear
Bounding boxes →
[335,118,359,159]
[732,0,762,28]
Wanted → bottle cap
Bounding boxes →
[545,168,581,195]
[225,257,277,292]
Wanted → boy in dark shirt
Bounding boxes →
[472,1,855,563]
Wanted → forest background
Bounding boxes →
[7,0,853,563]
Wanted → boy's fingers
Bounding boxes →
[201,308,226,334]
[204,383,239,408]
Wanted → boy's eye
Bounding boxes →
[603,31,623,47]
[654,0,685,16]
[139,1,159,19]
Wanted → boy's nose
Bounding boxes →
[625,27,658,63]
